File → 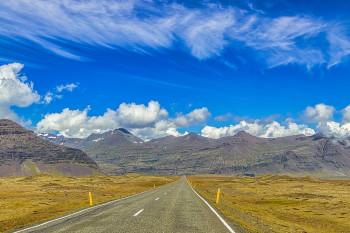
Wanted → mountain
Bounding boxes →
[40,128,142,149]
[41,128,350,177]
[0,119,99,176]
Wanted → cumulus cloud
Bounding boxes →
[129,120,186,141]
[201,120,315,139]
[33,100,350,139]
[0,63,40,120]
[302,103,350,138]
[342,105,350,123]
[0,1,349,68]
[318,121,350,138]
[174,107,210,127]
[116,101,168,128]
[36,101,200,139]
[304,103,335,123]
[37,107,119,138]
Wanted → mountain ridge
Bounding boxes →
[0,119,99,176]
[40,127,350,177]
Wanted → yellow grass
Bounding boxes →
[188,175,350,233]
[0,174,177,232]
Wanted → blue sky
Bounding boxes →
[1,0,350,139]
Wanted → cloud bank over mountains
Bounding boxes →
[201,120,315,139]
[2,62,350,140]
[34,102,350,139]
[304,103,350,138]
[0,0,350,69]
[36,101,209,140]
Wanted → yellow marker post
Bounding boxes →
[89,192,93,206]
[216,188,221,205]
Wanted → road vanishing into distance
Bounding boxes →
[14,177,239,233]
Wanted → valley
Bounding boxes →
[1,119,350,232]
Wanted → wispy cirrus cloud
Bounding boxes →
[0,0,349,68]
[56,83,78,93]
[43,83,79,104]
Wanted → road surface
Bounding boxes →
[14,177,239,233]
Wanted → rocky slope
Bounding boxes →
[42,128,350,177]
[0,119,99,176]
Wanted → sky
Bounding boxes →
[1,0,350,140]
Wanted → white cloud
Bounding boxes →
[228,15,329,69]
[312,104,350,138]
[201,120,315,139]
[0,1,349,68]
[342,105,350,123]
[180,8,235,59]
[33,101,350,139]
[0,0,174,60]
[327,27,350,68]
[56,83,78,92]
[302,103,350,138]
[129,120,186,141]
[0,63,40,120]
[304,103,335,123]
[43,92,54,104]
[174,107,210,127]
[43,83,78,104]
[116,101,168,128]
[318,121,350,138]
[37,100,192,139]
[37,107,120,138]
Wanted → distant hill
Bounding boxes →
[41,127,350,177]
[0,119,99,176]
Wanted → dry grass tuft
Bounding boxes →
[188,175,350,233]
[0,174,176,232]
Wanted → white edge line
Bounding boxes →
[133,208,144,217]
[186,178,236,233]
[13,186,160,233]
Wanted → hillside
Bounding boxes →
[0,119,99,176]
[41,128,350,177]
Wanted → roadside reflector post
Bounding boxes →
[154,184,156,189]
[89,192,93,206]
[216,188,221,205]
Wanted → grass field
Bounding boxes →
[0,174,176,232]
[188,175,350,233]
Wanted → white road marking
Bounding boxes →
[186,178,236,233]
[155,197,160,201]
[133,209,144,217]
[13,187,159,233]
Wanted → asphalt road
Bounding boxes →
[14,177,238,233]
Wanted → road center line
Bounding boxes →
[155,197,160,200]
[133,209,144,217]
